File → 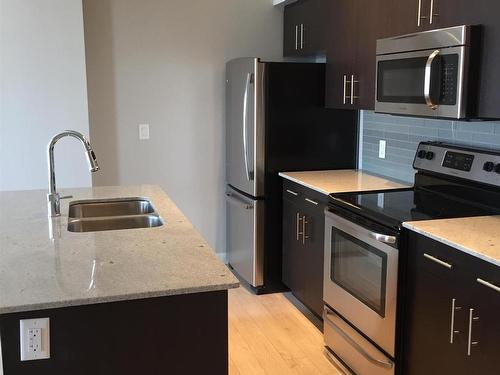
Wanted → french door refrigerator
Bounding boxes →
[226,58,358,293]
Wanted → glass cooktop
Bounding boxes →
[330,186,500,231]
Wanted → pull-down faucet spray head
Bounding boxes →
[47,130,100,217]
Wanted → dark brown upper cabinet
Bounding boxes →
[283,0,329,57]
[325,0,393,110]
[324,0,500,117]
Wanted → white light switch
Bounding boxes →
[379,140,386,159]
[139,123,150,140]
[20,318,50,361]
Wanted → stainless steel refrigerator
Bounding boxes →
[225,58,358,292]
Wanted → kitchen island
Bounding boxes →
[0,185,239,375]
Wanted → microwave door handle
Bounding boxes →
[242,73,253,181]
[424,50,440,110]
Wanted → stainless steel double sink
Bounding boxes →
[67,197,164,233]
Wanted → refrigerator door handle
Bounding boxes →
[242,72,253,182]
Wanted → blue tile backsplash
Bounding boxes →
[360,111,500,184]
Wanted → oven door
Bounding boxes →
[375,46,467,119]
[324,210,398,357]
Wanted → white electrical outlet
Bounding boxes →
[377,193,385,209]
[379,140,386,159]
[20,318,50,361]
[139,123,150,140]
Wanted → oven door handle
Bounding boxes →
[324,309,394,369]
[325,209,397,245]
[370,232,397,245]
[424,49,440,110]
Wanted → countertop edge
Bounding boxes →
[278,172,330,195]
[0,281,240,315]
[403,222,500,268]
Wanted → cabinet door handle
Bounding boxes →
[286,189,298,196]
[296,212,303,241]
[295,25,299,50]
[477,278,500,293]
[305,198,318,206]
[300,24,304,50]
[302,215,309,244]
[423,253,452,269]
[450,298,462,344]
[343,75,348,105]
[417,0,427,26]
[350,75,359,105]
[429,0,439,24]
[467,308,479,356]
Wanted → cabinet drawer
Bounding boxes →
[410,232,473,280]
[282,179,328,211]
[409,231,500,288]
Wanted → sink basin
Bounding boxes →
[67,197,164,233]
[67,214,164,233]
[68,197,155,218]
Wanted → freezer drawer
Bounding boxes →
[324,307,395,375]
[226,187,264,287]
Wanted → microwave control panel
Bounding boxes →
[439,54,459,106]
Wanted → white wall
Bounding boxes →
[83,0,283,257]
[0,0,92,191]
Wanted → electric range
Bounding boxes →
[323,142,500,375]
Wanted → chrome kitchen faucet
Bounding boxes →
[47,130,99,217]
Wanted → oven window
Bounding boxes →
[331,228,387,317]
[377,57,428,103]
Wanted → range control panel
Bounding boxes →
[414,142,500,187]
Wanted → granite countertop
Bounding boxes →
[403,216,500,267]
[279,169,409,195]
[0,185,239,314]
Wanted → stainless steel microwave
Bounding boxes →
[375,25,478,119]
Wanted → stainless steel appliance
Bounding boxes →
[323,142,500,375]
[324,211,398,374]
[375,25,479,119]
[225,58,358,291]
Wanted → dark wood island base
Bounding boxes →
[0,290,228,375]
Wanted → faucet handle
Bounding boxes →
[59,195,73,200]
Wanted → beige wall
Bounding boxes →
[1,0,91,191]
[83,0,283,257]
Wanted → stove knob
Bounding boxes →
[425,151,435,160]
[483,161,495,172]
[417,150,427,159]
[495,164,500,174]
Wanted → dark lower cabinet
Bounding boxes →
[282,196,305,299]
[300,202,325,317]
[0,291,229,375]
[469,278,500,374]
[404,231,500,375]
[282,180,326,318]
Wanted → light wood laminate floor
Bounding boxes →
[228,286,343,375]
